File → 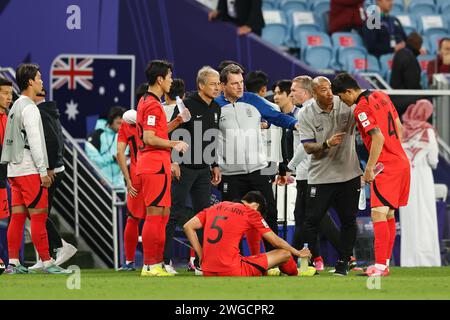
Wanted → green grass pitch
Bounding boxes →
[1,267,450,300]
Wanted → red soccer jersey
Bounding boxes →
[117,121,138,178]
[136,92,170,174]
[354,90,409,171]
[196,201,272,273]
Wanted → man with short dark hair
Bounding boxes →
[136,60,188,277]
[163,78,185,122]
[331,72,410,276]
[183,191,315,277]
[2,64,70,274]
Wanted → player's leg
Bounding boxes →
[6,205,28,274]
[266,249,298,276]
[386,208,396,268]
[120,214,140,271]
[368,206,390,275]
[141,169,174,276]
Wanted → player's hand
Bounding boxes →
[260,121,269,129]
[237,25,252,35]
[41,175,52,188]
[173,141,189,153]
[171,162,181,180]
[298,248,312,259]
[327,132,346,147]
[126,179,138,198]
[47,169,55,183]
[211,167,222,186]
[208,10,219,21]
[276,175,287,186]
[294,122,300,131]
[363,166,375,184]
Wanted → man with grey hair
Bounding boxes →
[215,64,299,253]
[298,76,362,276]
[163,66,222,274]
[288,76,344,270]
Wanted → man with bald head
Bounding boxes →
[298,76,362,276]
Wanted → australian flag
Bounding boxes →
[50,54,135,138]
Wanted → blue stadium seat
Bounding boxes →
[262,10,288,46]
[279,0,308,12]
[394,14,418,35]
[408,0,436,15]
[262,1,276,10]
[379,53,394,82]
[427,33,450,55]
[344,53,380,73]
[440,2,450,16]
[417,15,448,37]
[331,32,367,69]
[289,11,322,45]
[298,31,333,69]
[391,0,405,15]
[310,0,330,16]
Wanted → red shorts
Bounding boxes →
[370,167,410,209]
[0,188,9,219]
[203,254,269,277]
[140,162,171,208]
[8,174,48,209]
[127,174,146,219]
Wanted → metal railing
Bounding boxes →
[53,127,126,270]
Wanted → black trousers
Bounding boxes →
[303,177,360,262]
[219,170,278,251]
[164,166,211,264]
[47,172,64,255]
[293,180,341,260]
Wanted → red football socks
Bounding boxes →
[373,220,390,266]
[387,217,396,263]
[142,215,162,265]
[7,212,27,260]
[30,213,51,262]
[159,215,170,263]
[124,217,140,262]
[279,255,298,276]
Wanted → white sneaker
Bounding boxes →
[194,267,203,276]
[163,263,178,275]
[28,260,44,271]
[55,240,77,266]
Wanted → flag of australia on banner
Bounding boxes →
[50,54,135,138]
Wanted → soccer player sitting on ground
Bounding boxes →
[331,73,410,277]
[183,191,316,277]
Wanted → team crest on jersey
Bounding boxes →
[214,113,218,123]
[310,187,317,198]
[223,182,228,193]
[358,112,368,122]
[147,115,156,126]
[246,108,252,117]
[261,219,269,229]
[362,120,370,128]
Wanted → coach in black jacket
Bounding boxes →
[208,0,265,36]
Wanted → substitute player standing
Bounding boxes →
[136,60,188,277]
[1,64,71,274]
[184,191,316,277]
[0,78,13,221]
[331,73,410,276]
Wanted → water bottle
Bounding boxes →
[358,162,384,210]
[176,96,191,122]
[299,243,309,272]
